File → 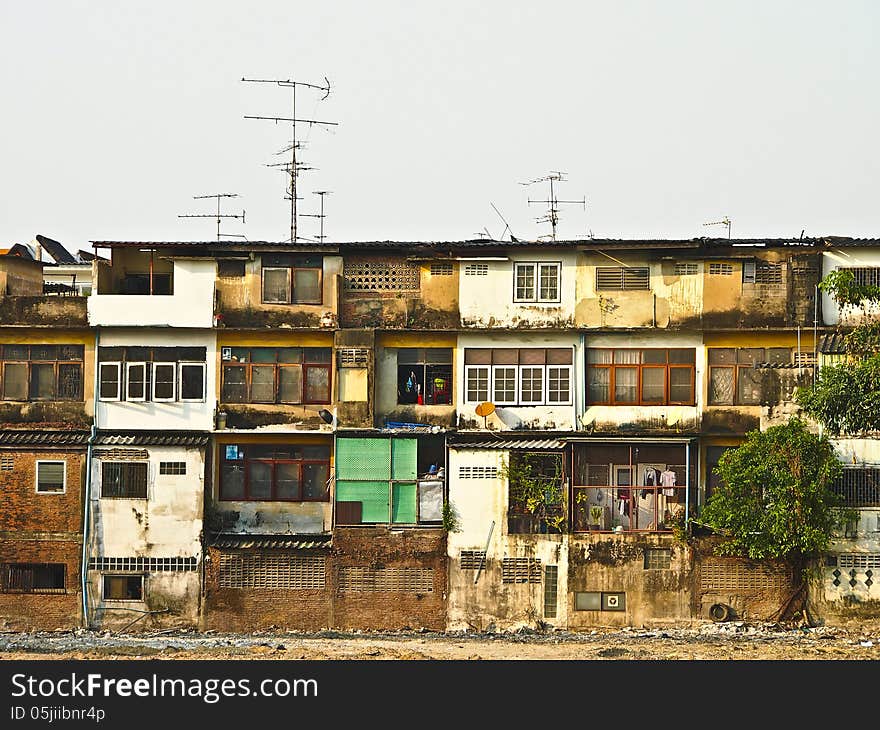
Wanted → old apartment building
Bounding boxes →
[0,235,877,630]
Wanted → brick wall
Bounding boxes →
[331,527,447,631]
[0,538,82,630]
[0,449,84,532]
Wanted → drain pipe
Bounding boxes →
[81,329,100,628]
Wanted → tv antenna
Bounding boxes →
[703,216,731,239]
[178,193,245,241]
[300,191,332,242]
[489,202,520,242]
[520,171,586,240]
[242,76,338,242]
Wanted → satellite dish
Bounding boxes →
[475,402,496,417]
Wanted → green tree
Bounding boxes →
[700,418,850,562]
[501,452,566,533]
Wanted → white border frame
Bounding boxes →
[464,365,490,403]
[178,362,206,402]
[98,362,121,401]
[125,361,147,402]
[35,459,66,495]
[151,363,177,402]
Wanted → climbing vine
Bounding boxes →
[501,452,566,533]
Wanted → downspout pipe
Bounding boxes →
[81,328,99,628]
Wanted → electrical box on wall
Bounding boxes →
[602,592,626,611]
[575,591,626,612]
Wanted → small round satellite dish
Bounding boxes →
[475,402,496,417]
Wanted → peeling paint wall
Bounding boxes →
[88,445,204,629]
[0,297,88,328]
[459,251,577,329]
[0,257,44,296]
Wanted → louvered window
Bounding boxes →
[501,557,542,584]
[595,266,650,291]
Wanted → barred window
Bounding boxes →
[596,266,650,291]
[831,467,880,507]
[430,262,453,276]
[344,261,420,291]
[708,263,733,276]
[159,462,186,476]
[459,550,487,569]
[1,563,65,593]
[501,557,542,584]
[843,267,880,289]
[708,347,789,405]
[674,263,698,276]
[101,462,148,499]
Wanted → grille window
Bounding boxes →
[1,563,65,593]
[464,263,488,276]
[838,554,880,569]
[700,559,793,591]
[344,261,420,291]
[430,262,453,276]
[458,465,499,479]
[644,548,672,570]
[0,456,13,471]
[89,557,197,571]
[501,557,542,584]
[101,462,148,499]
[674,263,698,276]
[219,553,326,589]
[709,263,733,276]
[460,550,487,570]
[338,567,433,592]
[544,565,558,618]
[845,267,880,288]
[831,468,880,507]
[595,266,649,291]
[159,462,186,476]
[337,348,369,367]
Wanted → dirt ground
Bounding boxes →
[2,621,880,660]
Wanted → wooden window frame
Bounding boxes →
[102,574,145,601]
[35,460,66,494]
[1,563,66,594]
[0,345,84,402]
[513,261,561,303]
[220,347,332,405]
[585,348,696,406]
[261,260,323,305]
[219,447,331,502]
[125,361,147,402]
[707,347,784,406]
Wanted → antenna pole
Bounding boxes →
[242,76,337,242]
[522,171,586,240]
[178,193,245,241]
[301,191,332,242]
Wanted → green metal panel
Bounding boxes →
[391,438,417,480]
[335,480,389,522]
[335,437,391,480]
[392,482,418,523]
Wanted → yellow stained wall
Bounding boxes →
[376,333,457,348]
[418,263,459,312]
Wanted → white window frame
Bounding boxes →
[125,361,147,402]
[537,262,561,302]
[514,261,561,303]
[547,365,573,405]
[519,365,545,405]
[491,365,518,406]
[98,362,121,401]
[514,262,538,302]
[35,460,66,495]
[465,366,490,403]
[151,363,177,402]
[178,362,206,402]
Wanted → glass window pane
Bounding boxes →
[305,366,330,402]
[293,268,322,303]
[520,366,544,403]
[57,363,82,400]
[303,463,329,500]
[642,349,667,364]
[220,464,245,500]
[180,364,204,400]
[30,345,57,361]
[425,348,453,364]
[491,348,519,365]
[708,348,736,365]
[250,366,275,402]
[466,367,489,401]
[587,366,610,403]
[277,347,302,363]
[98,363,119,400]
[737,348,765,365]
[261,267,290,303]
[127,364,146,400]
[641,368,665,403]
[668,348,696,364]
[587,349,612,365]
[425,364,452,405]
[493,366,517,402]
[548,366,570,403]
[278,366,303,403]
[37,462,65,492]
[304,348,332,364]
[538,263,559,300]
[275,463,301,500]
[3,362,28,400]
[515,263,535,300]
[221,366,247,403]
[251,348,276,363]
[614,367,638,403]
[2,345,28,360]
[614,350,641,365]
[464,349,491,365]
[709,367,734,405]
[29,363,55,399]
[669,367,693,403]
[737,367,762,404]
[153,364,175,400]
[248,462,272,500]
[230,347,250,363]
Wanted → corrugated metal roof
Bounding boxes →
[820,237,880,248]
[819,332,849,353]
[449,438,566,451]
[0,429,89,446]
[210,533,331,550]
[94,431,210,447]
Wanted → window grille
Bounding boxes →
[708,263,733,276]
[219,553,325,589]
[1,563,65,593]
[831,468,880,507]
[0,456,13,471]
[754,261,783,284]
[700,559,792,591]
[337,348,369,367]
[89,557,197,572]
[847,267,880,288]
[430,262,453,276]
[463,263,488,276]
[101,462,148,499]
[458,465,498,479]
[343,261,420,291]
[596,266,649,290]
[459,550,487,570]
[837,554,880,569]
[674,263,698,275]
[501,557,542,584]
[644,548,672,570]
[338,567,433,592]
[544,565,558,618]
[159,462,186,476]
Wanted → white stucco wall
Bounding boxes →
[821,248,880,326]
[446,447,568,631]
[456,332,581,431]
[458,251,578,328]
[88,258,216,328]
[95,329,217,431]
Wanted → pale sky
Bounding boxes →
[2,1,878,254]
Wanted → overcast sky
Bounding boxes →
[2,1,878,253]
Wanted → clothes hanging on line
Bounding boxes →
[643,467,659,486]
[660,469,677,496]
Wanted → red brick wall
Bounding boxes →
[0,450,84,533]
[0,538,82,630]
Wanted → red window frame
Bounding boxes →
[586,348,695,406]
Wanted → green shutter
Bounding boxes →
[392,482,418,523]
[391,438,417,480]
[336,437,391,480]
[336,480,390,523]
